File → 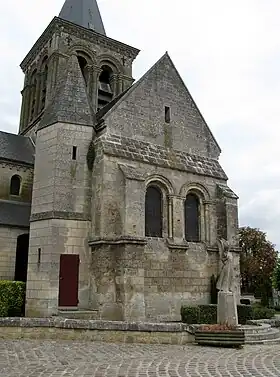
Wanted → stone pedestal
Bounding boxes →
[217,291,238,326]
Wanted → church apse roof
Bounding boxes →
[0,131,34,166]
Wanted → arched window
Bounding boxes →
[40,56,48,112]
[184,193,200,242]
[29,69,37,121]
[78,55,89,86]
[10,175,21,196]
[98,65,113,110]
[145,186,163,237]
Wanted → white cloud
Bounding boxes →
[0,0,280,248]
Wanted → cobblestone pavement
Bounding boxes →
[1,340,280,377]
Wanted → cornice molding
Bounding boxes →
[30,211,91,222]
[89,236,147,246]
[0,160,34,170]
[21,17,140,72]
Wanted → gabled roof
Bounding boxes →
[59,0,106,35]
[0,131,34,165]
[39,54,94,130]
[99,52,221,154]
[0,200,31,228]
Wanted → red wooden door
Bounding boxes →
[58,254,79,307]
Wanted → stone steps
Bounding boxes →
[243,323,280,344]
[245,336,280,345]
[242,323,271,335]
[57,309,100,320]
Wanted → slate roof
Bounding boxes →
[0,131,34,165]
[39,54,94,130]
[59,0,106,35]
[0,200,31,228]
[98,134,228,180]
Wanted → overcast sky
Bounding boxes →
[1,0,280,248]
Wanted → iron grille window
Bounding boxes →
[185,193,200,242]
[145,186,163,237]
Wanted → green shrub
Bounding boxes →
[0,281,26,317]
[181,303,273,324]
[181,305,217,324]
[198,305,217,324]
[237,304,253,325]
[181,306,199,324]
[252,306,275,320]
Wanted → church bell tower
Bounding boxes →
[24,0,140,317]
[18,0,139,136]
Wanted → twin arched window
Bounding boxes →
[10,175,21,196]
[145,185,201,242]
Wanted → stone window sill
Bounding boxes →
[166,238,189,251]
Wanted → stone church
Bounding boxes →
[0,0,240,321]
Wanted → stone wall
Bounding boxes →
[30,122,93,216]
[144,239,219,321]
[0,226,29,280]
[0,318,193,344]
[89,153,239,321]
[90,242,146,321]
[0,161,33,202]
[26,219,91,317]
[26,121,94,317]
[102,53,220,159]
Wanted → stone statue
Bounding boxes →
[216,238,235,293]
[216,238,238,325]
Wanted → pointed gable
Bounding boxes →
[59,0,106,34]
[100,53,221,159]
[39,54,94,130]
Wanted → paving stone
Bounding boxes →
[1,340,280,376]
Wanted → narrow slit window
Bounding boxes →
[165,106,171,123]
[38,248,41,264]
[72,146,77,160]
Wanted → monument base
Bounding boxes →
[217,291,238,326]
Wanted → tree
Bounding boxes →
[273,258,280,292]
[239,226,278,306]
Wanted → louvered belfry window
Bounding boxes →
[145,186,163,237]
[185,193,200,242]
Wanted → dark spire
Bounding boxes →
[59,0,106,35]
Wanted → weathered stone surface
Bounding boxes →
[39,54,94,130]
[1,1,240,323]
[97,134,227,179]
[217,291,238,326]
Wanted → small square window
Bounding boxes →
[165,106,171,123]
[72,146,77,160]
